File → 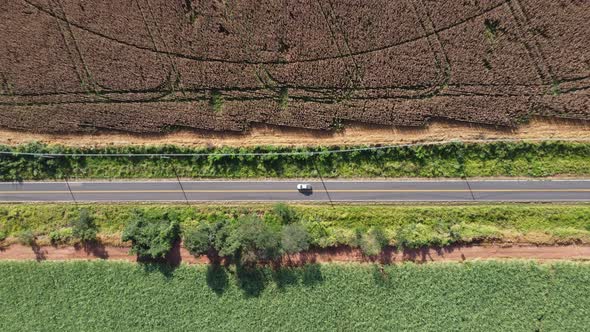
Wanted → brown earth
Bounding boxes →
[0,117,589,148]
[1,1,589,133]
[2,243,589,265]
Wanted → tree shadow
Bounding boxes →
[371,264,390,287]
[206,263,229,295]
[235,263,267,298]
[297,250,318,266]
[400,247,435,263]
[301,263,323,287]
[31,241,46,262]
[74,240,109,259]
[272,267,299,290]
[137,240,182,280]
[139,260,178,280]
[164,240,182,267]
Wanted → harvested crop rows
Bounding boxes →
[0,0,589,133]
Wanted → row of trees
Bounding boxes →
[183,215,311,265]
[2,203,424,261]
[121,203,389,264]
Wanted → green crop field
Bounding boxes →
[0,261,588,331]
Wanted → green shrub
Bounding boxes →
[183,223,211,256]
[395,223,450,249]
[17,230,36,246]
[551,227,590,244]
[359,227,388,256]
[281,223,310,254]
[49,227,73,245]
[183,219,231,258]
[323,227,356,248]
[0,230,6,242]
[272,203,298,225]
[453,223,503,243]
[71,208,97,243]
[222,215,280,264]
[121,213,180,260]
[303,220,329,247]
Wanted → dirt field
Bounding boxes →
[0,117,588,148]
[2,243,589,265]
[1,1,588,133]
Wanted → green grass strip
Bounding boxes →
[1,141,590,179]
[2,203,589,246]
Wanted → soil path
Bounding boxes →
[1,117,589,148]
[1,243,589,264]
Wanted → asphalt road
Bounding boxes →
[0,180,590,202]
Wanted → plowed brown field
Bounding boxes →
[1,0,589,133]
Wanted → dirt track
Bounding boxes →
[0,117,589,148]
[1,243,589,264]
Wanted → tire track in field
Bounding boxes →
[505,0,554,84]
[50,0,99,94]
[144,0,184,95]
[314,0,367,118]
[47,0,88,94]
[21,0,512,65]
[407,0,451,98]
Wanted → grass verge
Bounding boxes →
[1,141,590,179]
[1,203,589,247]
[0,260,588,331]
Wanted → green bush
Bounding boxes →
[359,227,388,256]
[0,230,6,243]
[71,208,97,243]
[183,223,211,256]
[272,203,298,225]
[49,227,73,245]
[395,223,450,249]
[121,213,180,260]
[222,215,280,264]
[183,219,231,258]
[281,223,310,254]
[17,230,36,246]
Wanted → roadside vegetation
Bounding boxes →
[0,260,588,331]
[1,141,590,180]
[1,204,589,255]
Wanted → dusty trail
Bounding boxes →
[1,243,589,264]
[0,118,589,148]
